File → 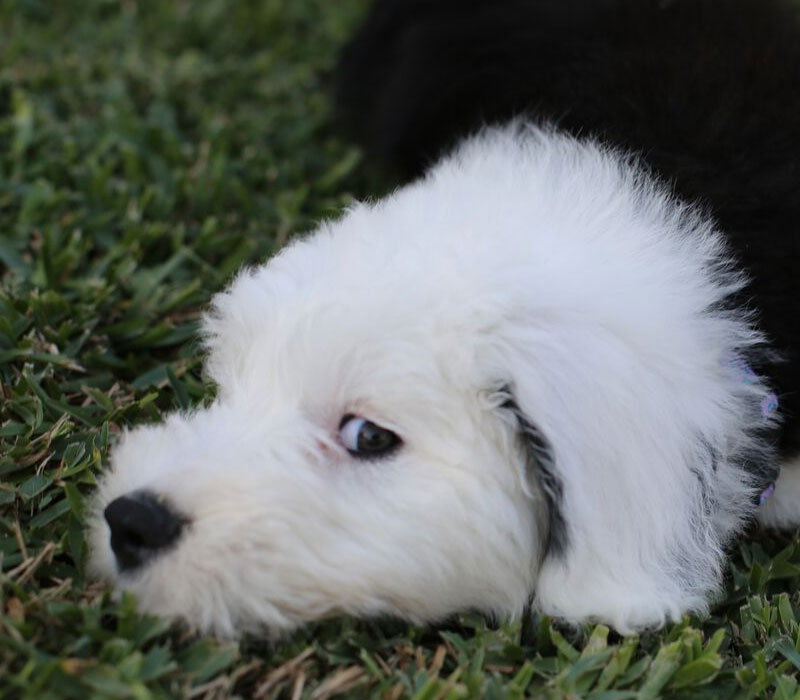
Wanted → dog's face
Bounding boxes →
[88,196,545,637]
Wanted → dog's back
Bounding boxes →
[337,0,800,456]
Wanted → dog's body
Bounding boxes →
[89,0,800,636]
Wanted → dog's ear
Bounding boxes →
[483,319,759,632]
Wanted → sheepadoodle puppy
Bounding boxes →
[89,0,800,637]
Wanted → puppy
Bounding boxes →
[89,0,800,637]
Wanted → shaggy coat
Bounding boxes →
[88,0,800,636]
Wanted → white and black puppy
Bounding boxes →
[89,0,800,637]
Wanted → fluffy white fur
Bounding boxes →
[88,124,796,637]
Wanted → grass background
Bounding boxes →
[1,0,800,697]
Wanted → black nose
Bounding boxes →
[104,492,185,571]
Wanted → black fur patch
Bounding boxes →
[501,390,568,558]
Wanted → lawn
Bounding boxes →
[2,1,800,697]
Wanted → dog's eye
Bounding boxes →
[339,415,401,458]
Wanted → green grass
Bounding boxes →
[1,1,800,697]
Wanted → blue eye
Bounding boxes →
[339,415,401,458]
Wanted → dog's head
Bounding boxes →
[88,125,773,636]
[87,166,554,637]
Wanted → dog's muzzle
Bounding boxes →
[104,491,185,572]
